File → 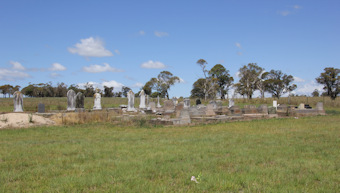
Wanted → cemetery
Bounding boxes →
[0,89,328,129]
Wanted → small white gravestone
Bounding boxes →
[13,91,23,112]
[298,103,305,109]
[139,90,146,109]
[157,95,162,108]
[184,98,190,108]
[93,92,102,110]
[67,89,76,111]
[127,90,136,112]
[228,99,234,108]
[273,100,277,109]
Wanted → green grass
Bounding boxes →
[1,115,339,192]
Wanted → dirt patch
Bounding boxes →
[0,113,55,129]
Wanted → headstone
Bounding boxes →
[67,89,76,111]
[172,97,178,106]
[148,102,156,112]
[13,91,23,112]
[127,90,136,112]
[230,105,242,115]
[93,92,102,110]
[316,102,324,111]
[298,103,305,109]
[146,95,149,106]
[209,101,217,109]
[273,100,277,109]
[257,104,268,114]
[184,98,190,108]
[38,103,45,113]
[196,98,201,105]
[76,92,85,108]
[228,99,234,108]
[164,100,175,113]
[139,90,146,109]
[157,95,162,108]
[179,108,191,124]
[175,102,184,117]
[206,104,216,116]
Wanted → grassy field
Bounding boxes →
[1,115,339,192]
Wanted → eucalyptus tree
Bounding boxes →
[209,64,234,99]
[316,67,340,100]
[264,70,296,99]
[236,63,264,99]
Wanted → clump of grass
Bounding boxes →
[1,115,8,123]
[28,113,34,123]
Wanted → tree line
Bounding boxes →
[0,62,339,100]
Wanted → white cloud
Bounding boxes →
[50,72,62,78]
[293,76,305,83]
[293,5,301,9]
[68,37,113,57]
[114,49,120,55]
[83,63,123,73]
[235,42,242,49]
[0,69,30,81]
[277,10,291,16]
[10,61,25,70]
[293,81,323,96]
[154,31,169,37]
[132,82,144,88]
[237,52,243,56]
[140,60,166,69]
[139,30,145,35]
[78,80,124,91]
[50,63,66,71]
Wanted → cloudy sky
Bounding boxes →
[0,0,339,97]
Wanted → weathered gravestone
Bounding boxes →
[13,91,23,112]
[148,102,156,112]
[93,92,102,110]
[38,103,45,113]
[179,109,191,124]
[228,99,235,108]
[298,103,305,109]
[316,102,324,111]
[157,95,162,108]
[206,104,216,116]
[172,97,178,106]
[257,104,268,114]
[229,105,242,115]
[163,100,175,113]
[67,89,76,111]
[76,92,85,111]
[243,105,258,114]
[184,98,190,108]
[127,90,136,112]
[175,102,184,117]
[139,90,146,109]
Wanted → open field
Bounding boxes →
[0,96,339,113]
[1,115,339,192]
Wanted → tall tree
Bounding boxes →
[196,59,216,100]
[122,86,131,97]
[311,89,320,97]
[209,64,234,99]
[316,67,340,100]
[154,71,180,99]
[264,70,297,99]
[236,63,264,99]
[190,78,206,98]
[103,86,114,97]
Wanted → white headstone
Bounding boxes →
[157,95,162,108]
[67,89,76,111]
[139,90,146,109]
[93,93,102,110]
[127,90,136,111]
[273,100,277,109]
[184,99,190,108]
[13,91,23,112]
[228,99,234,108]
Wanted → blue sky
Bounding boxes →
[1,0,339,97]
